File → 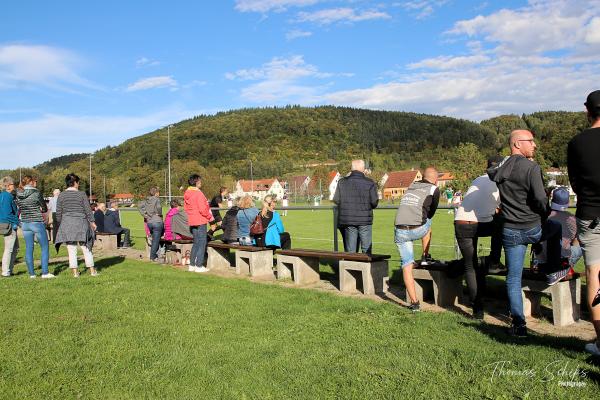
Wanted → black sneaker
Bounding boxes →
[592,289,600,308]
[546,267,570,286]
[409,302,421,312]
[473,308,484,320]
[487,261,506,275]
[420,254,435,266]
[508,324,527,337]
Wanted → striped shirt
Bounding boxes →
[15,187,46,223]
[56,189,94,223]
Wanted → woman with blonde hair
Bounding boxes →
[0,176,19,277]
[255,195,291,249]
[236,195,259,246]
[16,175,53,278]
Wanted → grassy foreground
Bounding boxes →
[0,259,598,399]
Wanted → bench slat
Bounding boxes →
[276,248,389,262]
[207,241,270,252]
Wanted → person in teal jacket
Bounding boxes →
[255,195,291,249]
[0,176,20,277]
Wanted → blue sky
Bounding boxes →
[1,0,600,168]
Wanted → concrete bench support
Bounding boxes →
[522,278,581,327]
[95,234,117,251]
[339,260,388,295]
[236,249,274,278]
[207,246,233,272]
[276,254,320,284]
[410,268,462,307]
[164,242,193,265]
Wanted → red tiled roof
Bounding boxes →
[111,193,134,199]
[288,176,309,189]
[328,171,339,185]
[383,170,419,189]
[238,179,276,192]
[437,172,454,181]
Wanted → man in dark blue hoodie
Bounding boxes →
[488,130,564,337]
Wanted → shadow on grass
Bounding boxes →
[49,256,126,275]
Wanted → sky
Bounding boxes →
[1,0,600,169]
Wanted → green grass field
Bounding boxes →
[0,208,598,399]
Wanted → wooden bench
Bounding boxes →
[275,249,390,294]
[491,268,581,327]
[207,241,274,278]
[95,232,118,251]
[411,262,464,307]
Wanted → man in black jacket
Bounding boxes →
[568,90,600,356]
[488,129,563,337]
[333,160,378,254]
[104,201,131,248]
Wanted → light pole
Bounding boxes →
[250,159,254,197]
[89,154,93,201]
[167,124,173,202]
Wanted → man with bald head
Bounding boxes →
[394,166,441,312]
[488,129,563,336]
[333,159,379,253]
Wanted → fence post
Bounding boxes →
[333,205,338,251]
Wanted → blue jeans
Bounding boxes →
[147,221,164,260]
[21,222,49,276]
[343,225,373,254]
[394,219,432,268]
[570,245,583,267]
[503,220,562,326]
[190,224,207,267]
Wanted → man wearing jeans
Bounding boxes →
[333,160,378,254]
[568,90,600,356]
[488,130,564,337]
[394,167,440,311]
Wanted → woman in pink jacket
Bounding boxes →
[184,174,213,273]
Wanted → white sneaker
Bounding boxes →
[188,265,196,272]
[29,275,36,279]
[90,270,98,277]
[194,266,209,273]
[41,273,56,279]
[585,342,600,356]
[1,273,10,277]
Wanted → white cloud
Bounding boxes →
[126,76,178,92]
[398,0,449,19]
[235,0,319,13]
[226,55,330,81]
[297,8,390,25]
[286,29,313,40]
[0,108,203,169]
[585,17,600,44]
[0,44,95,91]
[135,57,160,67]
[408,55,491,70]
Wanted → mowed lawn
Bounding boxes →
[0,207,598,399]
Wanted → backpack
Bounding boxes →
[249,213,265,236]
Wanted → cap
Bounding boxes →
[585,90,600,113]
[551,187,570,211]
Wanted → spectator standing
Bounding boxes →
[48,188,60,243]
[454,156,504,319]
[568,90,600,356]
[55,173,98,277]
[15,176,54,278]
[394,167,440,311]
[237,195,259,246]
[104,201,131,248]
[333,159,378,254]
[488,130,564,337]
[0,176,19,277]
[184,174,213,273]
[139,187,164,262]
[281,195,289,216]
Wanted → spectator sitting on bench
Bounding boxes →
[394,166,440,312]
[532,187,582,269]
[104,201,131,248]
[94,202,106,233]
[208,187,229,240]
[164,199,181,241]
[254,195,291,250]
[221,199,240,244]
[237,195,259,246]
[170,207,193,240]
[454,156,504,319]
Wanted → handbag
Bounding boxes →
[249,214,265,236]
[0,223,12,236]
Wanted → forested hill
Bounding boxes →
[10,106,589,197]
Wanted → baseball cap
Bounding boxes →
[551,187,570,211]
[584,90,600,113]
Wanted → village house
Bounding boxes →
[382,170,422,200]
[109,193,134,205]
[234,178,285,200]
[437,172,455,188]
[286,175,311,196]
